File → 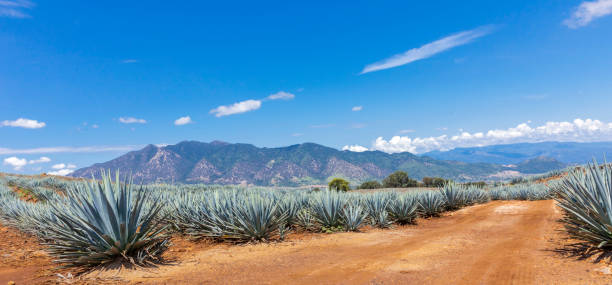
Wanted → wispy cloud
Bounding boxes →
[564,0,612,28]
[0,0,34,18]
[360,25,495,74]
[210,100,262,117]
[0,145,141,155]
[350,123,367,129]
[174,116,193,126]
[352,106,363,112]
[121,59,139,64]
[28,156,50,164]
[292,133,304,137]
[344,118,612,154]
[1,118,46,129]
[119,117,147,124]
[210,91,295,118]
[398,129,415,134]
[310,124,336,129]
[266,91,295,101]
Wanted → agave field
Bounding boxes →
[0,165,611,274]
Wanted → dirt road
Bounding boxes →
[96,200,611,284]
[4,200,612,284]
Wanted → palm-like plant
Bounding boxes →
[42,171,168,268]
[310,191,346,228]
[363,193,392,228]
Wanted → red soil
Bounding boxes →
[3,200,612,284]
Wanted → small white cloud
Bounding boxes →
[210,99,262,117]
[360,25,494,74]
[0,0,34,19]
[119,117,147,124]
[3,156,27,170]
[122,59,139,63]
[48,169,74,176]
[564,0,612,28]
[174,116,193,126]
[352,106,363,112]
[28,156,50,164]
[1,118,46,129]
[266,91,295,101]
[342,145,369,152]
[52,163,66,169]
[67,164,76,169]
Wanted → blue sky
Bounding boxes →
[2,0,612,174]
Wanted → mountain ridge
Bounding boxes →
[69,140,568,186]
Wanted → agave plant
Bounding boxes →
[42,171,168,268]
[388,194,418,224]
[310,191,346,229]
[555,162,612,248]
[342,202,367,231]
[418,191,446,217]
[295,208,316,231]
[439,183,466,210]
[363,193,392,228]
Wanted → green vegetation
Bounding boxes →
[328,178,350,191]
[358,180,383,189]
[383,171,418,188]
[422,177,449,187]
[554,162,612,249]
[0,168,568,270]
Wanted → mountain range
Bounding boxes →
[423,141,612,165]
[70,140,571,186]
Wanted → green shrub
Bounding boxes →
[383,171,418,188]
[328,178,350,192]
[359,180,382,189]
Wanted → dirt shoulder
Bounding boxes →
[88,200,612,284]
[4,200,612,284]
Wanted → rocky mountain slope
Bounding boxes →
[70,141,564,186]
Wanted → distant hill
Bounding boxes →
[423,141,612,165]
[68,140,554,186]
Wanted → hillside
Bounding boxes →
[69,140,531,186]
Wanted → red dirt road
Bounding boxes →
[4,200,612,284]
[105,200,612,284]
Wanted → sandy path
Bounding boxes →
[94,200,610,284]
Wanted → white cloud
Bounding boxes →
[119,117,147,124]
[352,106,363,112]
[3,156,27,170]
[342,145,369,152]
[1,118,46,129]
[366,118,612,154]
[266,91,295,101]
[52,163,66,169]
[67,163,76,169]
[210,99,262,117]
[122,59,139,63]
[48,169,74,176]
[28,156,50,164]
[564,0,612,28]
[360,25,494,74]
[174,116,193,126]
[0,0,34,18]
[0,145,141,155]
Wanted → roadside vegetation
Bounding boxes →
[0,164,608,273]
